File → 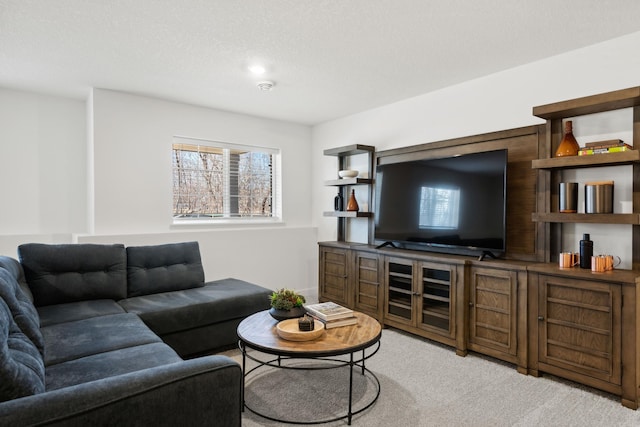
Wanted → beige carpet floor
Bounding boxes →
[222,328,640,426]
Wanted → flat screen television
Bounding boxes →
[374,149,507,259]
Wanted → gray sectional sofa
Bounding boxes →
[0,241,272,426]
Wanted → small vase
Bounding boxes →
[269,306,306,321]
[346,189,359,212]
[334,192,343,211]
[555,120,580,157]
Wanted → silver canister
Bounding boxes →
[585,181,614,213]
[559,182,578,213]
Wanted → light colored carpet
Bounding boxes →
[221,328,640,426]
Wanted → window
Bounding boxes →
[172,137,280,222]
[419,186,460,229]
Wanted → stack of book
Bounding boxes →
[304,302,357,329]
[578,139,633,156]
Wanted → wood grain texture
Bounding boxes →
[238,311,381,357]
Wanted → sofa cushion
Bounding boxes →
[126,241,205,298]
[41,313,162,366]
[18,243,127,307]
[0,298,45,402]
[0,256,34,302]
[0,268,44,356]
[45,342,182,391]
[118,278,271,335]
[37,299,126,327]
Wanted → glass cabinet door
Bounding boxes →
[386,260,414,322]
[420,265,452,334]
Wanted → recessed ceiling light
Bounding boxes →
[249,65,266,75]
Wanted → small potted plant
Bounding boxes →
[269,288,306,321]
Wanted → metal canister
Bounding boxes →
[585,181,614,213]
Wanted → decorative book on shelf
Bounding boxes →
[304,301,353,321]
[578,139,633,156]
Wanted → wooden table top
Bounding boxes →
[237,310,382,357]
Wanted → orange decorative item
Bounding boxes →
[346,189,359,211]
[555,120,580,157]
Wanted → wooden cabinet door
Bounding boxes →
[352,250,382,319]
[538,275,621,386]
[318,246,351,307]
[468,267,518,357]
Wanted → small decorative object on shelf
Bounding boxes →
[334,191,343,211]
[579,234,593,269]
[555,120,580,157]
[338,169,358,178]
[559,182,578,213]
[578,139,632,156]
[346,189,359,211]
[585,181,614,213]
[268,288,306,320]
[297,315,315,331]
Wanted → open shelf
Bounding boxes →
[532,212,640,225]
[323,144,375,157]
[531,150,640,169]
[324,177,373,186]
[533,86,640,119]
[323,211,373,218]
[324,144,375,244]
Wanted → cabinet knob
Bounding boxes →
[538,316,544,321]
[469,302,474,307]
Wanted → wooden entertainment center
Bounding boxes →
[318,87,640,409]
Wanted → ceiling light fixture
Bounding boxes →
[248,65,266,75]
[257,81,275,91]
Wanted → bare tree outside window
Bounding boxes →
[172,138,279,220]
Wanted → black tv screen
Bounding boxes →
[374,149,507,258]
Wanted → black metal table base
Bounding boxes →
[240,341,381,425]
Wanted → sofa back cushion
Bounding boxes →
[126,241,205,297]
[0,267,44,356]
[0,256,34,302]
[19,243,127,307]
[0,298,45,402]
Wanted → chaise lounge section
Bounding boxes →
[0,241,272,426]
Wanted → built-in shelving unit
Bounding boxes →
[531,85,640,267]
[323,144,375,243]
[528,86,640,410]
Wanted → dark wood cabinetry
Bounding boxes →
[528,87,640,409]
[352,249,382,319]
[536,274,621,386]
[383,256,464,352]
[317,87,640,410]
[318,242,382,321]
[528,266,640,409]
[467,262,528,373]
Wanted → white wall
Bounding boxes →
[0,88,86,256]
[0,88,317,297]
[76,227,318,298]
[87,89,317,295]
[312,31,640,267]
[90,89,312,233]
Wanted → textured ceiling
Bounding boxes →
[2,0,640,125]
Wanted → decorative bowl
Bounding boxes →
[338,169,358,178]
[276,318,325,341]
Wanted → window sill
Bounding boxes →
[170,217,284,228]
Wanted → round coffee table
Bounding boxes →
[237,310,381,425]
